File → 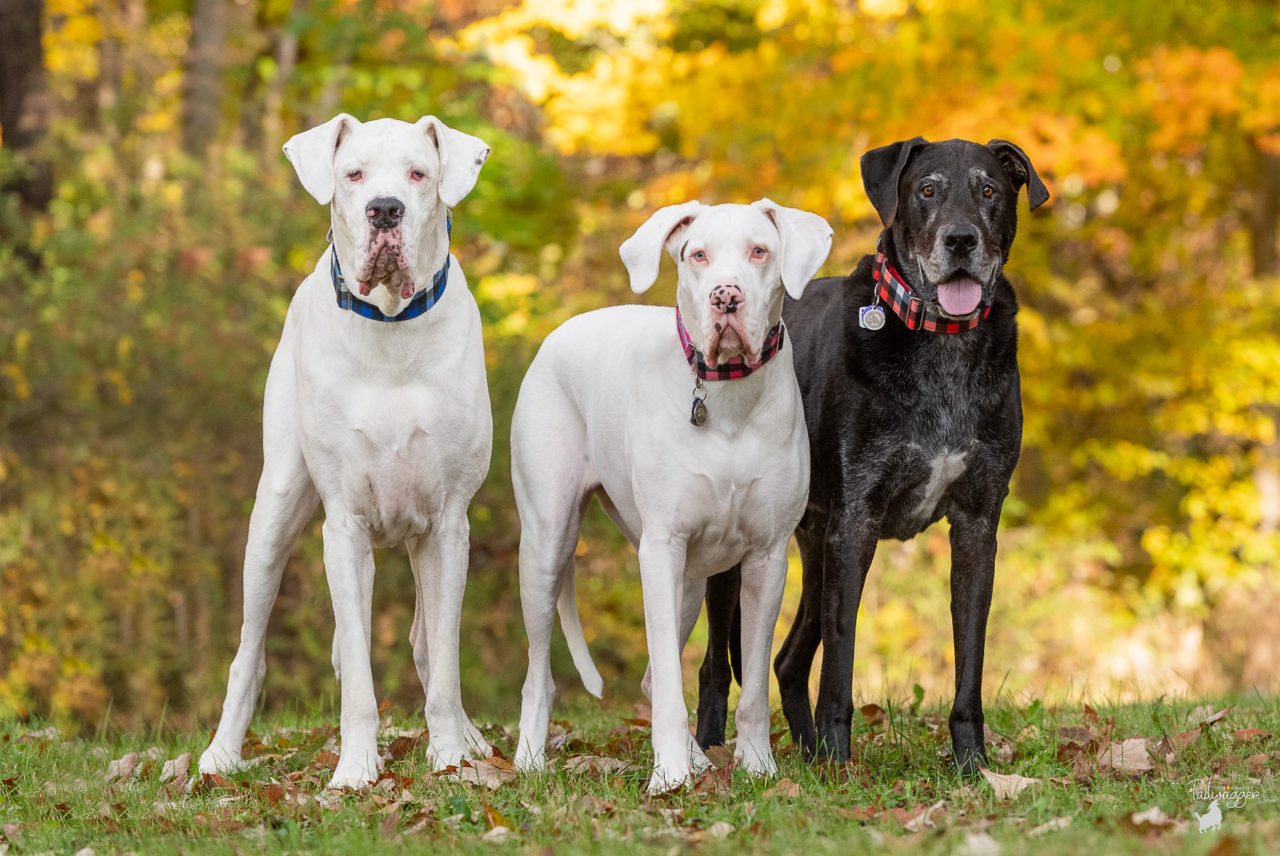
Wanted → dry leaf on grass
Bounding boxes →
[762,777,801,798]
[482,826,513,842]
[860,704,887,726]
[703,745,733,769]
[561,755,635,776]
[442,760,515,791]
[1096,738,1154,775]
[706,821,734,839]
[578,794,615,816]
[903,800,946,832]
[1123,805,1178,835]
[980,767,1040,799]
[956,831,1002,855]
[17,727,60,744]
[1192,706,1233,727]
[159,754,191,786]
[105,753,139,784]
[1029,816,1072,836]
[1232,729,1273,742]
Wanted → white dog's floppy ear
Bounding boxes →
[418,116,491,207]
[752,198,833,300]
[282,113,359,205]
[619,201,704,294]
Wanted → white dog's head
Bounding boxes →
[284,114,489,306]
[621,200,832,368]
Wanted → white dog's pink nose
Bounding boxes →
[709,283,744,316]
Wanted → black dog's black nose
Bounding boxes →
[366,197,405,230]
[943,223,980,256]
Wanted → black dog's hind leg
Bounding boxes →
[696,565,741,748]
[773,526,827,758]
[947,508,999,776]
[811,514,879,762]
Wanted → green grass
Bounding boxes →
[1,696,1276,855]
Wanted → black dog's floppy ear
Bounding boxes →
[860,136,928,229]
[987,139,1050,211]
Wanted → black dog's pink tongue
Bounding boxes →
[937,277,982,316]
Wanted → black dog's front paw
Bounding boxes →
[950,719,987,776]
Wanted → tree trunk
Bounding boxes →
[180,0,228,159]
[1251,147,1280,278]
[0,0,53,210]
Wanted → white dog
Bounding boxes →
[199,114,493,788]
[512,200,832,792]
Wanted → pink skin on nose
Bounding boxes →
[704,283,756,369]
[357,228,416,299]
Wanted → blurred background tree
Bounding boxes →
[1,0,1278,732]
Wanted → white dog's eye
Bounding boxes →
[751,246,767,259]
[410,169,427,182]
[692,250,707,262]
[347,170,363,182]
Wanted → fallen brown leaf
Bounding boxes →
[442,760,515,790]
[1123,805,1175,835]
[860,704,887,726]
[105,753,139,784]
[579,794,615,816]
[980,767,1040,800]
[1029,815,1072,835]
[379,805,401,839]
[703,745,733,769]
[483,801,513,830]
[1194,705,1233,728]
[762,777,801,798]
[561,755,635,776]
[1232,729,1273,742]
[1096,738,1154,775]
[690,766,731,796]
[311,752,340,770]
[1206,835,1243,856]
[159,754,191,787]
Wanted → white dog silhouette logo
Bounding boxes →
[1194,799,1222,833]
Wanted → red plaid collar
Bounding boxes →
[676,307,785,381]
[872,237,990,333]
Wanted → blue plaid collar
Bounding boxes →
[329,217,451,322]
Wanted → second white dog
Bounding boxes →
[512,199,832,792]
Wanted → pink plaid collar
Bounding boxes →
[873,237,990,333]
[676,307,785,381]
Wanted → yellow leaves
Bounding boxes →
[2,363,31,401]
[44,0,103,81]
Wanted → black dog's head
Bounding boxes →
[861,138,1049,318]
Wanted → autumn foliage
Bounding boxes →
[1,0,1278,730]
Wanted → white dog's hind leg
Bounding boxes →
[733,544,789,777]
[418,511,489,770]
[200,345,318,777]
[323,516,383,789]
[512,381,593,772]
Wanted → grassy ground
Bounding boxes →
[1,695,1275,855]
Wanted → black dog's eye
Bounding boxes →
[983,185,994,198]
[921,184,934,198]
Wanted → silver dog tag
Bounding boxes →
[859,304,886,331]
[690,378,708,427]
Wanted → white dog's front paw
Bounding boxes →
[646,760,695,795]
[514,740,545,773]
[734,743,778,777]
[426,736,472,771]
[328,756,381,790]
[198,744,243,776]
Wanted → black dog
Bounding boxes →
[696,138,1048,774]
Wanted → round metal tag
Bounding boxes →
[859,304,886,331]
[690,398,708,427]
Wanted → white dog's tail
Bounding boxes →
[557,572,603,698]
